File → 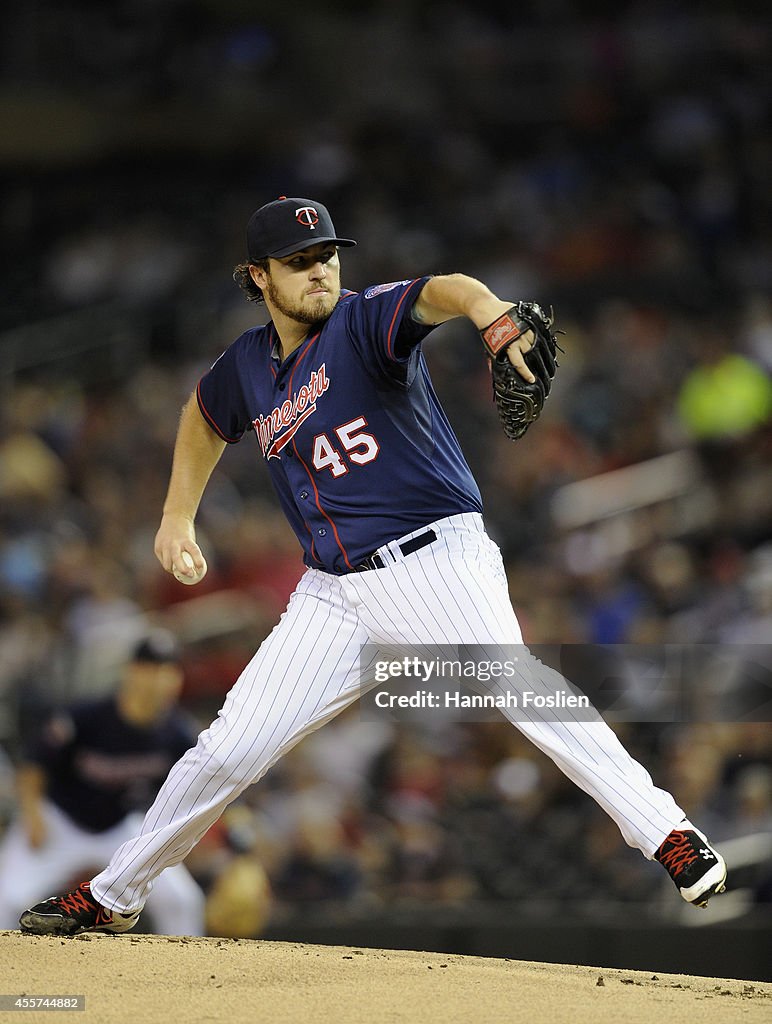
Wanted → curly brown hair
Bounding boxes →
[232,259,269,303]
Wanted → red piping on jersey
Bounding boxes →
[286,330,354,571]
[287,332,320,383]
[269,328,324,566]
[386,279,419,360]
[269,330,315,564]
[292,442,354,572]
[196,381,241,443]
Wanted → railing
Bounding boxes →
[0,303,152,380]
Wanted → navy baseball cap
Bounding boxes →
[246,197,357,262]
[131,630,181,665]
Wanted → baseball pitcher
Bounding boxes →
[20,197,726,936]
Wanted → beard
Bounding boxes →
[265,277,339,325]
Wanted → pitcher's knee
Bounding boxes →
[194,727,272,792]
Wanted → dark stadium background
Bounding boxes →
[0,0,770,980]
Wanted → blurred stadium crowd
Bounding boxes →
[0,1,770,931]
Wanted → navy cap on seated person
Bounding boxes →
[131,630,181,665]
[246,197,357,262]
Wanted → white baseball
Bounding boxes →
[173,550,207,585]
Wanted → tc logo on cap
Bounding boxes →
[295,206,319,229]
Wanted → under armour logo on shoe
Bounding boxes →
[699,848,715,860]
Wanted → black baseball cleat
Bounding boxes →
[19,881,141,936]
[655,821,727,908]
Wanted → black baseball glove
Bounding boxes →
[480,301,563,441]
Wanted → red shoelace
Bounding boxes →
[50,884,113,924]
[657,832,698,876]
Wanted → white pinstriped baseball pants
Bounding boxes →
[91,513,684,914]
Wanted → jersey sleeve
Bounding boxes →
[196,335,253,443]
[344,277,436,385]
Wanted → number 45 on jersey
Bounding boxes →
[312,416,380,477]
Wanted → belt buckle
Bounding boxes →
[356,530,437,572]
[356,552,384,572]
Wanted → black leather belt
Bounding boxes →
[354,528,437,572]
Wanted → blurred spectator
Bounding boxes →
[0,631,205,934]
[677,334,772,442]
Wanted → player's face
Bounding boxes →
[122,662,184,723]
[259,243,341,325]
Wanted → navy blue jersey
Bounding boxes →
[197,278,483,574]
[26,699,197,833]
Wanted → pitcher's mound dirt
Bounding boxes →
[2,932,770,1024]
